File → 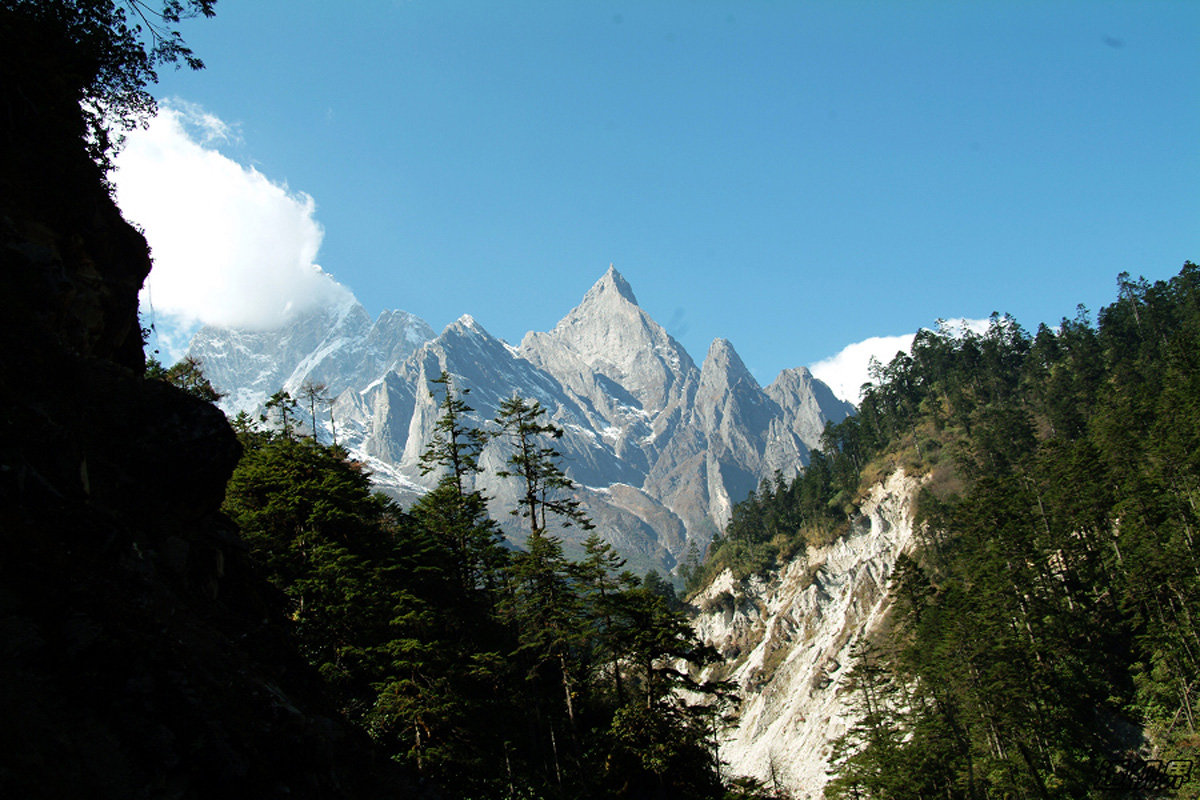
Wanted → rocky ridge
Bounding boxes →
[192,266,854,572]
[189,297,434,415]
[691,470,923,798]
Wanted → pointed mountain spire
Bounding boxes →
[580,263,639,308]
[701,338,757,389]
[519,265,697,417]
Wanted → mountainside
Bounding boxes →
[190,296,434,414]
[690,264,1200,798]
[191,266,854,571]
[691,470,922,798]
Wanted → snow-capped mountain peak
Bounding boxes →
[189,267,851,574]
[578,264,640,308]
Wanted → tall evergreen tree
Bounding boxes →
[494,395,593,536]
[298,378,329,441]
[262,389,298,439]
[414,371,504,598]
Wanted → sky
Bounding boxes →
[113,0,1199,403]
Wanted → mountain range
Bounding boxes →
[190,267,853,573]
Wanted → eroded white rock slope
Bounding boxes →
[692,469,922,798]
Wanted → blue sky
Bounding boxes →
[116,0,1199,401]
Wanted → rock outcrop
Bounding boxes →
[691,470,923,798]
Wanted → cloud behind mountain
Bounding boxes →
[114,102,353,335]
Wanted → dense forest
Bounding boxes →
[701,264,1200,798]
[197,376,743,799]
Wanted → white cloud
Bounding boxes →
[113,101,354,333]
[810,334,916,406]
[810,317,991,405]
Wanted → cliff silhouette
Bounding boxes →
[0,10,412,797]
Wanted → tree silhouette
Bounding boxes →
[299,378,329,441]
[2,0,217,171]
[146,354,224,402]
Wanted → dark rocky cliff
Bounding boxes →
[0,12,406,797]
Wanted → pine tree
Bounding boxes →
[605,580,731,799]
[298,378,329,441]
[223,436,409,712]
[418,371,488,496]
[494,395,593,537]
[573,533,639,704]
[262,389,298,439]
[146,354,224,402]
[413,371,503,598]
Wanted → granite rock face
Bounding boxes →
[194,266,855,571]
[190,299,434,416]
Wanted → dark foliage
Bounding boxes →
[1,0,215,173]
[818,263,1200,798]
[146,354,225,402]
[223,389,737,799]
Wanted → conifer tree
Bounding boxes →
[263,389,298,439]
[387,372,514,788]
[573,533,639,703]
[605,580,731,799]
[492,395,599,790]
[419,372,487,491]
[223,436,408,710]
[412,371,506,599]
[146,354,224,402]
[298,378,329,441]
[494,395,593,536]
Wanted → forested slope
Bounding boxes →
[215,381,748,799]
[701,264,1200,798]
